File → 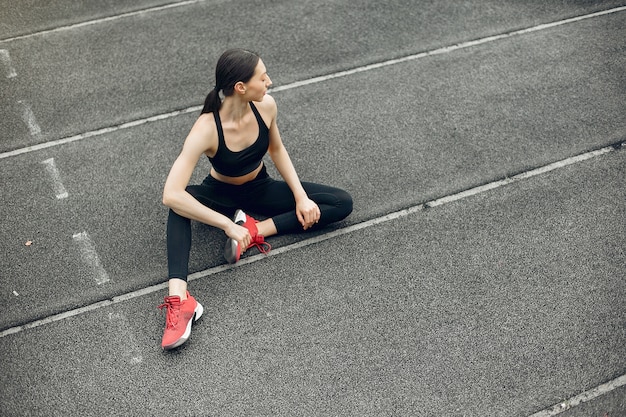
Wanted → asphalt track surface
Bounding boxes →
[1,1,625,416]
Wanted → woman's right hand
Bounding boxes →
[225,222,252,250]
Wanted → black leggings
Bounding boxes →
[167,165,353,280]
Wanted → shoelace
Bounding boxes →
[248,235,271,255]
[158,298,181,329]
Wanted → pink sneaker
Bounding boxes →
[158,291,203,350]
[224,209,271,264]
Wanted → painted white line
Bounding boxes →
[0,49,17,78]
[41,157,69,199]
[17,100,42,137]
[272,6,626,92]
[0,106,200,160]
[0,0,207,43]
[426,147,614,208]
[0,299,113,337]
[0,6,624,161]
[108,312,143,365]
[527,374,626,416]
[72,231,110,285]
[0,142,621,340]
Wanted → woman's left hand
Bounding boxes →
[296,197,321,230]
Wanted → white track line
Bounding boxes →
[0,6,624,161]
[1,142,622,339]
[0,49,17,78]
[271,6,626,93]
[41,157,69,199]
[72,231,110,285]
[108,311,143,365]
[528,374,626,416]
[0,106,200,160]
[17,100,42,137]
[0,0,207,44]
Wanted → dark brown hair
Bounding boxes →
[201,49,260,114]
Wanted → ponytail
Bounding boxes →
[201,87,221,114]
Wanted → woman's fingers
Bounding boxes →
[302,208,320,230]
[296,198,321,230]
[227,223,251,248]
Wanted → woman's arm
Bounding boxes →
[162,116,253,246]
[263,96,321,230]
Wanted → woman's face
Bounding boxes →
[244,59,272,101]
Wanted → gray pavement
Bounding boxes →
[1,1,625,416]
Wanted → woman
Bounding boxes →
[159,49,353,350]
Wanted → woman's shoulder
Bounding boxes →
[254,94,277,113]
[185,112,219,155]
[190,113,218,137]
[253,94,278,125]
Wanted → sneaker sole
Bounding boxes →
[224,238,240,264]
[162,301,204,350]
[224,209,246,264]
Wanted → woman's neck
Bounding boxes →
[220,97,249,123]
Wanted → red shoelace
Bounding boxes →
[249,235,271,255]
[158,297,181,329]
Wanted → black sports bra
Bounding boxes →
[208,102,269,177]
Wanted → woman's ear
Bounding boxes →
[234,81,246,95]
